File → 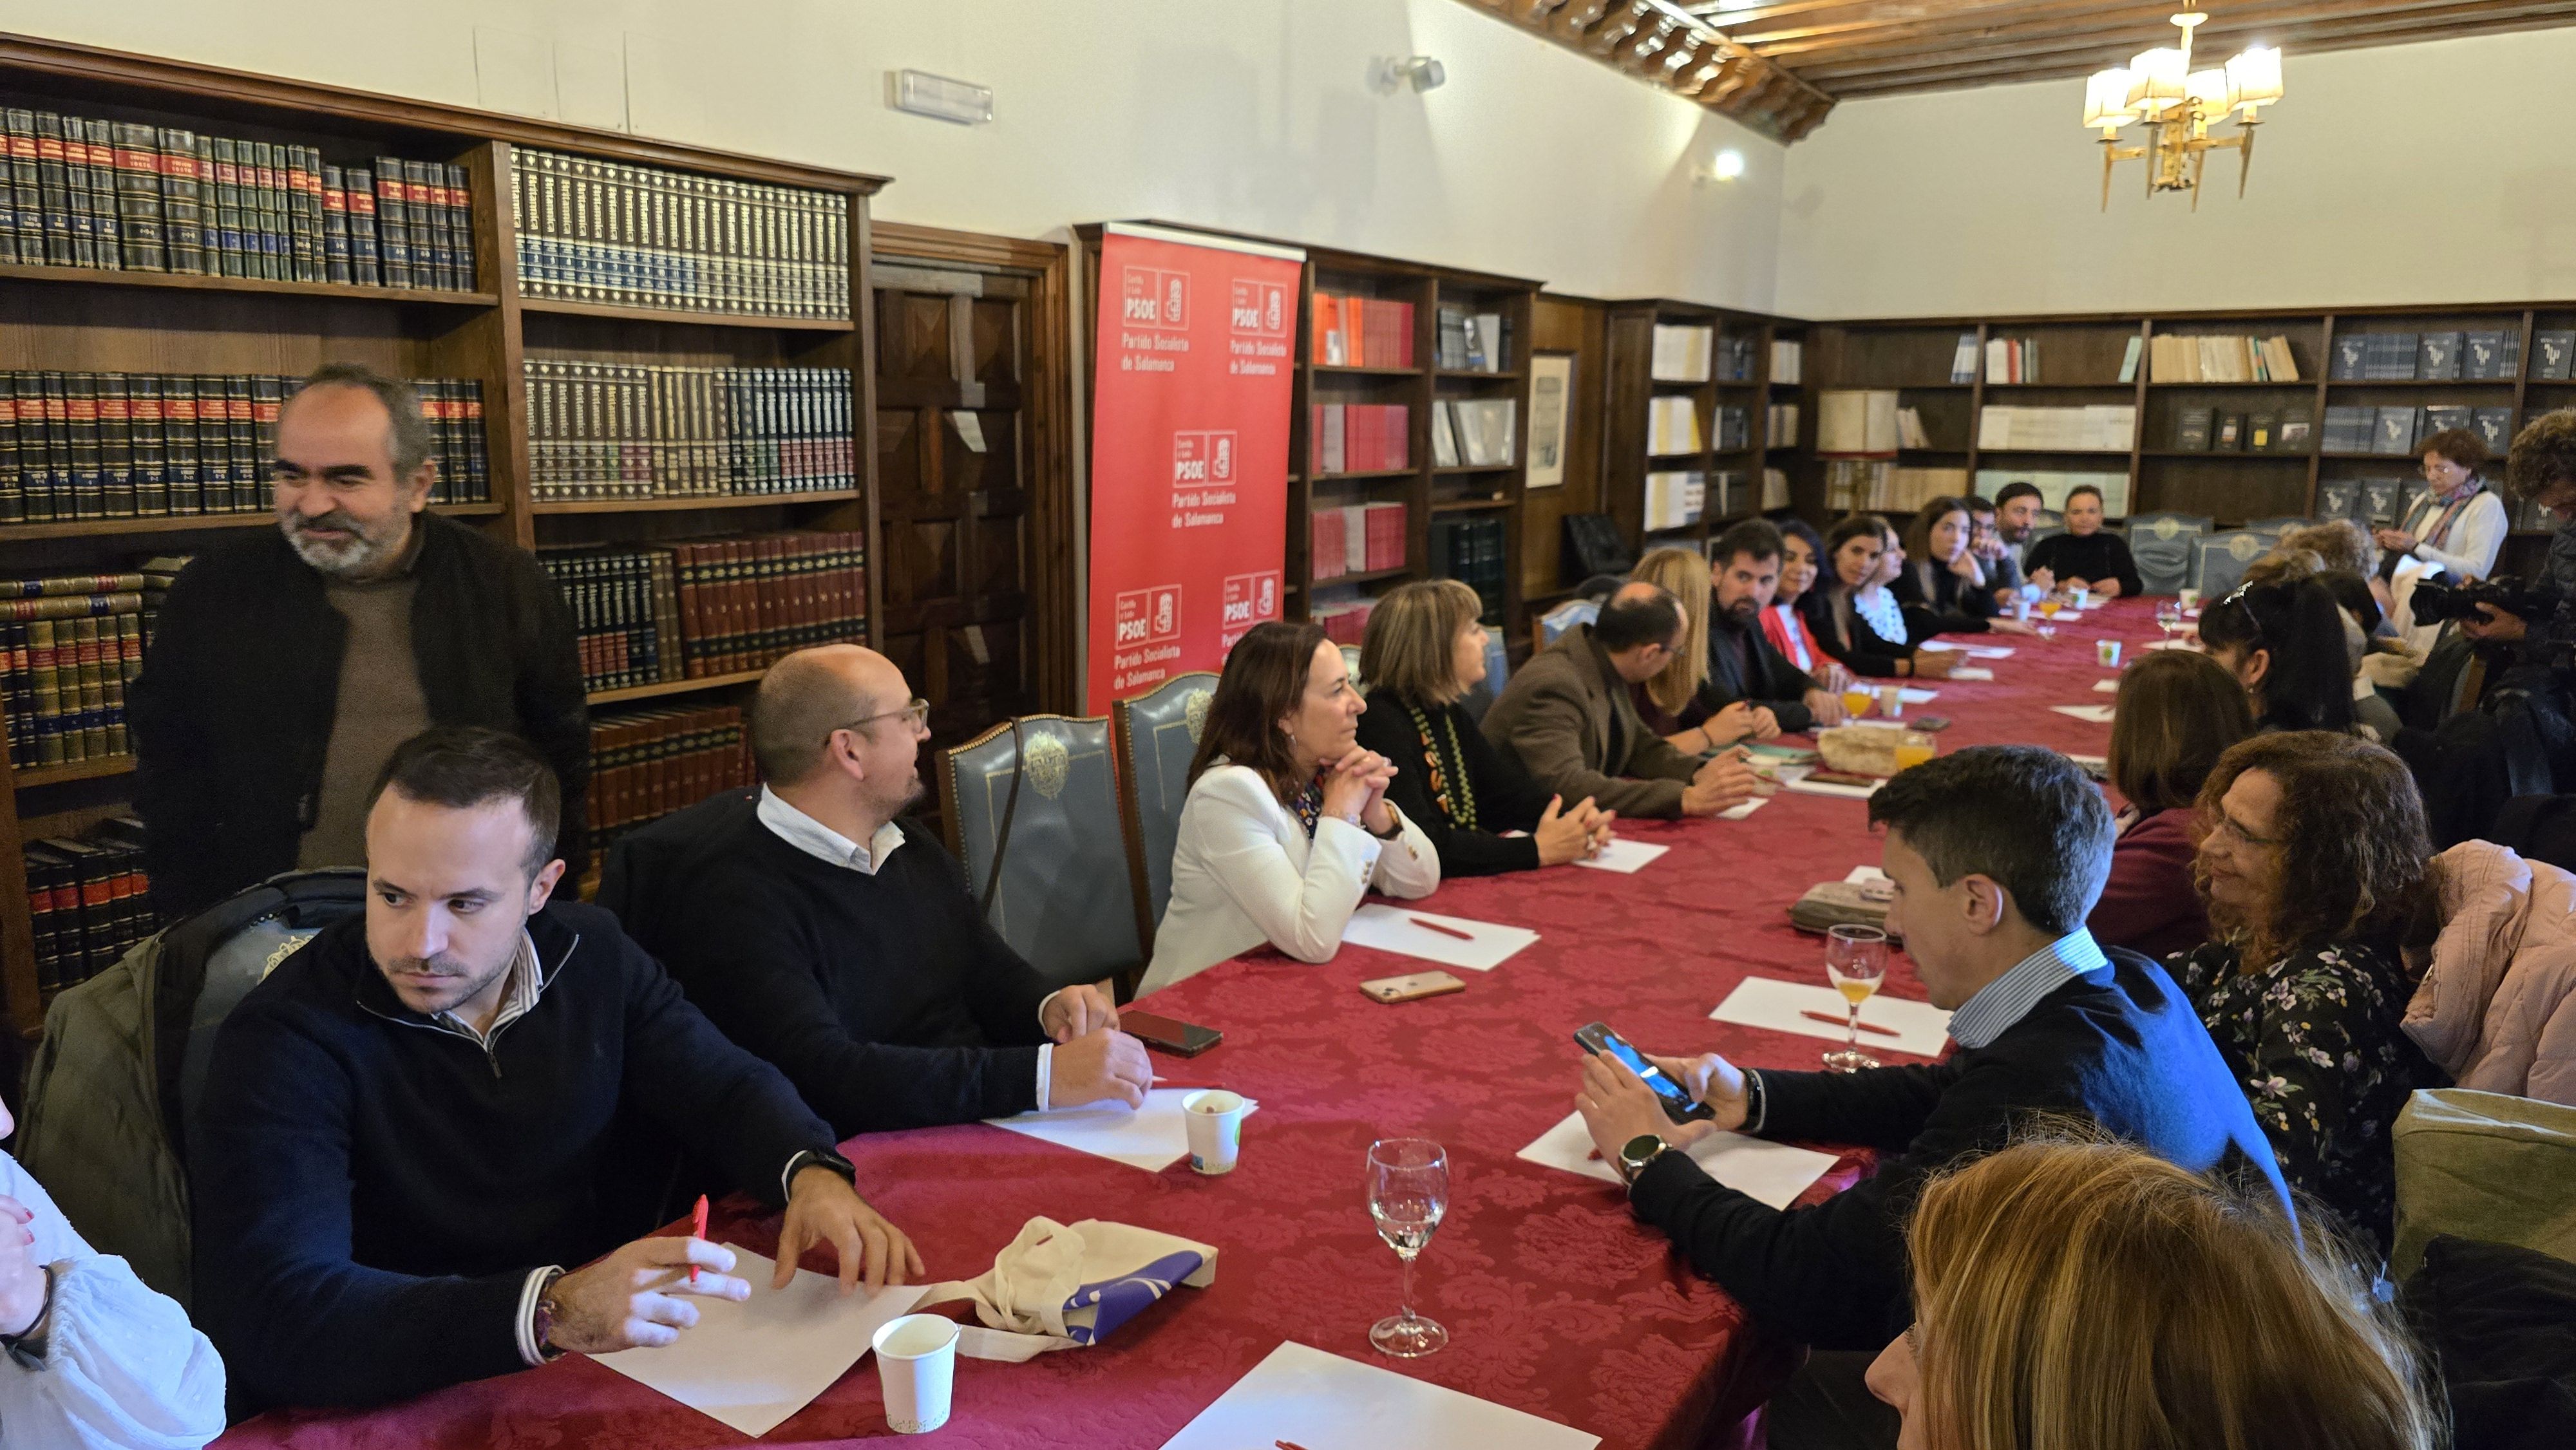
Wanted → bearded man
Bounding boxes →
[131,362,587,917]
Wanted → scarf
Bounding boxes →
[1287,769,1328,838]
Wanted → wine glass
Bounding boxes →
[1823,925,1889,1072]
[2155,599,2183,645]
[1365,1138,1450,1358]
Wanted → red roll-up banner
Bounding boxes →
[1085,223,1302,713]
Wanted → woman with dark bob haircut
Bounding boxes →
[2085,649,2253,958]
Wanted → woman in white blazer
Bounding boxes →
[1139,621,1439,993]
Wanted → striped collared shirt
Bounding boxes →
[1946,928,2110,1050]
[433,930,542,1048]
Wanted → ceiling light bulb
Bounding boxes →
[1711,149,1746,180]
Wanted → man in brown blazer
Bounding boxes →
[1483,583,1763,819]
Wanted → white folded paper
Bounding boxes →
[1572,838,1671,873]
[1964,645,2016,659]
[1710,975,1954,1059]
[1948,666,1995,681]
[1914,639,1958,651]
[1515,1113,1838,1209]
[986,1088,1260,1172]
[1719,794,1770,822]
[2092,677,2121,694]
[1842,864,1891,887]
[1157,1341,1600,1450]
[1342,903,1537,971]
[591,1245,931,1438]
[1897,686,1938,703]
[2050,703,2116,723]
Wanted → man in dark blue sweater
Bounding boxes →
[1574,746,2289,1449]
[191,728,923,1413]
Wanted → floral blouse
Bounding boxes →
[2168,939,2442,1250]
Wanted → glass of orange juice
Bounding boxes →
[1841,687,1873,719]
[1893,739,1935,771]
[1823,925,1889,1072]
[2038,598,2062,620]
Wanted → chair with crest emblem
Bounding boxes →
[1111,672,1218,966]
[2121,511,2211,596]
[936,713,1142,995]
[2192,530,2276,599]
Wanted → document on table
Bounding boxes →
[2050,703,2117,723]
[1342,903,1538,970]
[1158,1340,1600,1450]
[986,1088,1259,1172]
[1710,975,1953,1059]
[2093,677,2121,693]
[1948,666,1995,681]
[1963,644,2016,658]
[1842,865,1890,887]
[1719,795,1770,821]
[1516,1113,1838,1209]
[1573,838,1670,872]
[591,1245,930,1437]
[1896,686,1938,703]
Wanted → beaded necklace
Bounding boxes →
[1405,701,1477,829]
[1287,769,1327,837]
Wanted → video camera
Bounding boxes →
[2410,574,2559,626]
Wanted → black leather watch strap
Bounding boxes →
[785,1147,858,1191]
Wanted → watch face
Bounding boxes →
[1620,1133,1667,1167]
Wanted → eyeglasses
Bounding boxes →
[2206,807,2278,851]
[833,697,930,739]
[2419,462,2469,481]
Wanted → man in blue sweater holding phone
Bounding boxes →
[192,727,921,1413]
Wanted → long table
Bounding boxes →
[216,599,2159,1450]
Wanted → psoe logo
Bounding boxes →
[1121,265,1188,330]
[1113,585,1184,646]
[1229,279,1288,337]
[1221,571,1281,629]
[1171,430,1238,485]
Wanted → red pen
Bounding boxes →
[1408,916,1476,941]
[689,1194,709,1283]
[1803,1008,1902,1038]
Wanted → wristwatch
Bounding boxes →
[1616,1133,1674,1185]
[785,1147,859,1192]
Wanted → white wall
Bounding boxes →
[0,0,1786,308]
[1779,26,2576,319]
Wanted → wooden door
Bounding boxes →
[870,235,1070,743]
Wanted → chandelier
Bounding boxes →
[2081,3,2282,210]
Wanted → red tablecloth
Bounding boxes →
[218,602,2165,1450]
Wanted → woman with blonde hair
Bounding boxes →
[1354,579,1611,876]
[1630,545,1775,752]
[1864,1135,2439,1450]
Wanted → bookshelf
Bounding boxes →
[0,34,889,1033]
[1602,300,1806,556]
[1075,223,1538,648]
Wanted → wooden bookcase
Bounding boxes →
[0,33,889,1033]
[1602,299,1807,555]
[1075,223,1539,641]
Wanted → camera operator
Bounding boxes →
[2458,411,2576,660]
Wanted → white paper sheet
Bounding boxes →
[2050,703,2116,723]
[1948,666,1995,682]
[1710,975,1953,1059]
[1515,1113,1840,1209]
[2092,677,2121,693]
[2144,637,2199,651]
[1964,645,2016,659]
[1572,838,1671,873]
[1157,1340,1601,1450]
[2067,752,2108,775]
[1914,639,1958,651]
[1719,795,1770,822]
[1896,686,1938,703]
[1842,865,1891,887]
[985,1088,1260,1172]
[1341,903,1539,970]
[590,1246,931,1438]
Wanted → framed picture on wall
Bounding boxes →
[1528,352,1574,489]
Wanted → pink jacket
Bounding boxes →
[2404,841,2576,1106]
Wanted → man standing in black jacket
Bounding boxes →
[1575,746,2288,1449]
[605,644,1151,1133]
[131,363,586,919]
[193,728,919,1413]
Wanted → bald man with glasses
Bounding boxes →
[599,645,1150,1135]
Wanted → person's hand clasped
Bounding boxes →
[775,1167,924,1295]
[0,1196,48,1339]
[542,1235,750,1354]
[1911,648,1960,680]
[1050,1028,1152,1110]
[2027,565,2056,594]
[1806,687,1846,727]
[1320,746,1395,830]
[2462,603,2528,643]
[1534,794,1613,866]
[2374,527,2418,556]
[1041,983,1119,1042]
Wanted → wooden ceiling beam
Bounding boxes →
[1759,0,2559,67]
[1451,0,1839,141]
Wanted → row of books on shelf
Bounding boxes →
[1824,461,1965,516]
[1983,335,2056,384]
[2315,478,2434,531]
[2148,334,2300,384]
[2,109,476,289]
[1976,404,2136,453]
[0,372,488,523]
[1311,404,1410,475]
[525,361,855,501]
[2330,330,2521,382]
[510,148,849,320]
[1650,325,1721,384]
[2171,406,2315,453]
[1428,514,1508,624]
[538,530,867,693]
[25,814,149,1000]
[1649,397,1752,455]
[1772,338,1802,385]
[2538,333,2576,380]
[2318,404,2515,457]
[1312,294,1413,368]
[587,703,752,845]
[1821,390,1903,453]
[1766,402,1799,448]
[1434,399,1515,468]
[1312,595,1374,647]
[1309,503,1406,581]
[1435,304,1511,373]
[0,570,158,772]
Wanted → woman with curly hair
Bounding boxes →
[2170,731,2445,1249]
[1864,1135,2439,1450]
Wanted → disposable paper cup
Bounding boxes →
[873,1313,959,1434]
[1183,1089,1247,1175]
[2096,639,2123,668]
[2070,587,2093,609]
[1876,684,1903,719]
[2178,587,2202,611]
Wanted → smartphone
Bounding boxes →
[1914,715,1952,733]
[1361,970,1466,1003]
[1122,1010,1222,1057]
[1573,1021,1715,1124]
[1807,768,1883,787]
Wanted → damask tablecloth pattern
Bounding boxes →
[215,604,2157,1450]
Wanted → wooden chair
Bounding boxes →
[936,715,1143,995]
[1110,672,1217,969]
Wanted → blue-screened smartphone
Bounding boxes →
[1575,1021,1715,1124]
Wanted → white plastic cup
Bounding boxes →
[1876,684,1903,719]
[2096,639,2123,668]
[2179,587,2202,612]
[1183,1089,1247,1175]
[873,1313,959,1434]
[2070,587,2093,609]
